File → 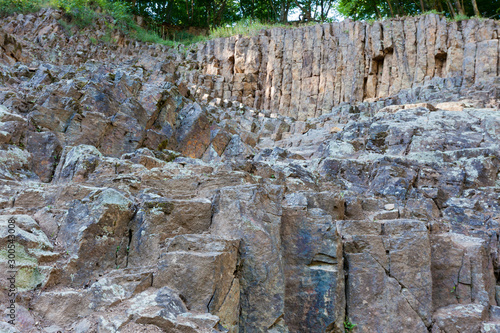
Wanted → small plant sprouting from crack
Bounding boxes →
[344,319,357,332]
[451,285,462,299]
[115,245,124,269]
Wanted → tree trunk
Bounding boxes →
[320,0,324,21]
[471,0,480,16]
[374,3,382,18]
[397,0,406,15]
[454,0,465,15]
[445,0,456,16]
[270,0,279,22]
[215,0,227,27]
[437,0,444,12]
[419,0,425,12]
[280,4,286,22]
[294,0,313,21]
[386,0,395,16]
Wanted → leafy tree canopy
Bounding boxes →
[127,0,499,29]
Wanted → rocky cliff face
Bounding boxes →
[193,15,500,120]
[0,8,500,333]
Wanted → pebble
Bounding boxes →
[384,204,395,211]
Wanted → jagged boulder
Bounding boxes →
[339,219,433,332]
[58,188,135,285]
[211,184,286,332]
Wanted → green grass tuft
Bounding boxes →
[420,9,445,15]
[209,18,285,39]
[447,13,469,22]
[209,18,317,39]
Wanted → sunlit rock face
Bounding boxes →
[195,15,500,120]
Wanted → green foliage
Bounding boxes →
[100,29,113,43]
[132,0,240,29]
[210,18,285,38]
[132,0,336,29]
[0,0,47,16]
[58,18,75,35]
[448,13,469,21]
[163,29,207,45]
[344,319,357,332]
[239,0,291,23]
[209,17,319,39]
[55,0,96,27]
[51,0,181,45]
[421,9,444,15]
[130,28,178,46]
[337,0,499,21]
[53,0,131,28]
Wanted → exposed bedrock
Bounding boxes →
[0,8,500,333]
[194,14,500,120]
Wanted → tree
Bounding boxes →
[292,0,336,22]
[337,0,500,20]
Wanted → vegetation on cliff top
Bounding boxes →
[129,0,498,26]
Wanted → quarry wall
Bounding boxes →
[192,15,500,120]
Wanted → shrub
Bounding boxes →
[0,0,47,16]
[53,0,131,28]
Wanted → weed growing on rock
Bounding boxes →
[344,319,357,331]
[447,13,469,21]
